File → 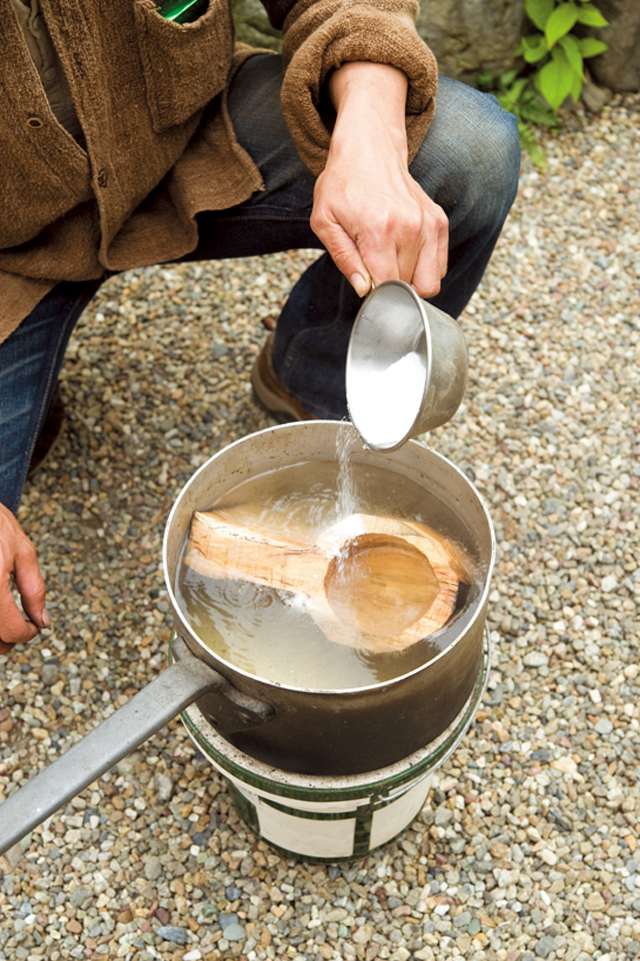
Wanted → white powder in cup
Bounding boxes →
[351,351,426,449]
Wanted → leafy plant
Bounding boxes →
[518,0,609,111]
[478,0,609,167]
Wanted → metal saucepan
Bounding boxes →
[0,421,494,856]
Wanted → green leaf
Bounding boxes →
[525,0,554,31]
[498,77,529,113]
[545,3,580,47]
[499,68,519,88]
[522,97,562,127]
[576,4,609,27]
[559,33,584,76]
[570,70,583,101]
[510,77,530,98]
[579,37,609,57]
[522,34,549,63]
[528,142,548,170]
[538,47,575,110]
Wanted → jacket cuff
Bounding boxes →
[280,8,437,175]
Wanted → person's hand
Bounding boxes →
[0,502,49,654]
[311,61,448,299]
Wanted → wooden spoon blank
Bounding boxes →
[184,507,468,654]
[185,512,326,594]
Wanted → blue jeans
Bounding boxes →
[0,58,520,513]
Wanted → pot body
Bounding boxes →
[163,422,494,776]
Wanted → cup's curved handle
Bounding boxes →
[0,637,273,858]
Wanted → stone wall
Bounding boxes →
[583,0,640,92]
[231,0,640,94]
[415,0,526,87]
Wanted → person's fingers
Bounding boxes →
[0,504,48,651]
[395,243,421,289]
[310,208,373,297]
[14,537,48,630]
[357,214,415,290]
[410,205,449,300]
[0,576,40,648]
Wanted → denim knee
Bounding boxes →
[410,76,521,233]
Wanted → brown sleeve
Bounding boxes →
[267,0,438,175]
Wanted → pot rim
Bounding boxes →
[162,421,495,696]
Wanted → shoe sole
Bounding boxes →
[251,334,315,423]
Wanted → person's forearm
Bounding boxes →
[327,61,409,156]
[311,60,448,298]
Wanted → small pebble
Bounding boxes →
[221,922,246,942]
[523,651,549,668]
[595,717,615,735]
[144,856,163,881]
[155,925,188,945]
[535,935,558,958]
[41,661,59,686]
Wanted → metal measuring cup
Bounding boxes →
[346,280,469,451]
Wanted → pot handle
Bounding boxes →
[0,636,273,858]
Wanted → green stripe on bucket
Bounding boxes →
[225,779,377,862]
[222,783,420,863]
[353,803,374,858]
[226,779,260,836]
[254,795,360,820]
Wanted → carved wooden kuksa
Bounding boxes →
[185,506,469,654]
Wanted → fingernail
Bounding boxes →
[41,608,51,628]
[350,272,368,298]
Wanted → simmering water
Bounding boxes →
[175,444,483,690]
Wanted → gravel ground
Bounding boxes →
[1,92,639,961]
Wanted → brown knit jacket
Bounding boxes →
[0,0,437,343]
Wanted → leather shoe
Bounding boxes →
[251,334,315,422]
